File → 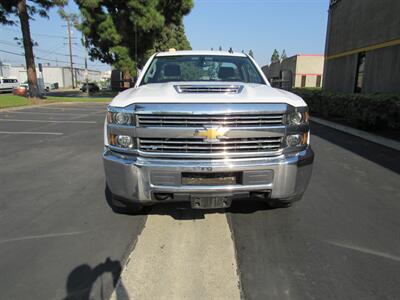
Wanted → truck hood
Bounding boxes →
[110,82,307,108]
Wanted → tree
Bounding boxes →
[150,23,191,54]
[0,0,66,98]
[75,0,193,80]
[281,49,287,60]
[248,49,254,58]
[271,49,280,63]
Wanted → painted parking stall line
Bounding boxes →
[0,119,97,124]
[30,106,106,112]
[0,131,63,135]
[3,111,91,117]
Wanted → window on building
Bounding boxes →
[301,75,307,88]
[316,75,322,88]
[354,52,366,93]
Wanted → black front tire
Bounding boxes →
[266,199,293,209]
[105,185,144,214]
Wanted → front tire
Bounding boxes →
[266,199,293,209]
[105,185,144,214]
[266,194,304,208]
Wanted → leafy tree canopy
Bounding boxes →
[0,0,66,25]
[0,0,66,98]
[281,49,287,60]
[74,0,193,77]
[271,49,280,63]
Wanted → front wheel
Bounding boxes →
[266,199,293,209]
[266,194,304,208]
[105,185,144,214]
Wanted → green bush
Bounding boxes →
[293,89,400,131]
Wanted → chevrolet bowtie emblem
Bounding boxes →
[195,127,229,141]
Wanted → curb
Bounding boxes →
[311,117,400,151]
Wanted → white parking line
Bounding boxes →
[0,131,63,135]
[33,106,105,112]
[3,111,89,116]
[0,118,96,124]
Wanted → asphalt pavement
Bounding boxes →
[0,104,399,300]
[228,122,400,300]
[0,103,147,300]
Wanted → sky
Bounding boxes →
[0,0,329,71]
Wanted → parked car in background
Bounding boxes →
[80,82,100,93]
[44,82,59,92]
[12,83,29,97]
[0,77,19,93]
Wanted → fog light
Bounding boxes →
[286,134,302,147]
[117,135,133,148]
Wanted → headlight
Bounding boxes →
[287,111,309,125]
[107,106,133,125]
[113,112,131,125]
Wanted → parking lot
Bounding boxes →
[0,103,399,300]
[0,103,146,299]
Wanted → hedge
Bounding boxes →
[293,89,400,131]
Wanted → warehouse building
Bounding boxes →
[0,60,11,77]
[9,65,102,88]
[262,54,324,90]
[324,0,400,93]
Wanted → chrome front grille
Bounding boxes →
[137,114,284,127]
[138,137,282,153]
[174,85,243,94]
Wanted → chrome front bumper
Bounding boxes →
[103,147,314,205]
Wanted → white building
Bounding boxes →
[0,61,11,77]
[262,54,325,90]
[9,65,102,88]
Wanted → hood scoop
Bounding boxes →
[174,84,244,94]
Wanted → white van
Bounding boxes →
[0,77,19,93]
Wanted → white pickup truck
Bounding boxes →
[103,50,314,212]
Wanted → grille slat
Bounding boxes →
[137,115,283,120]
[139,138,282,145]
[139,137,282,153]
[137,114,284,127]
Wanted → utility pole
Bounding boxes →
[83,34,89,97]
[66,16,75,89]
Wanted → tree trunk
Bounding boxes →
[17,0,40,99]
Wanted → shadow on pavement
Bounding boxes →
[64,257,129,300]
[311,121,400,175]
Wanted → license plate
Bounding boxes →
[191,195,232,209]
[182,172,241,186]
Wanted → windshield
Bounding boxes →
[141,55,265,85]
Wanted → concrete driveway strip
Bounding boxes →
[111,209,242,300]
